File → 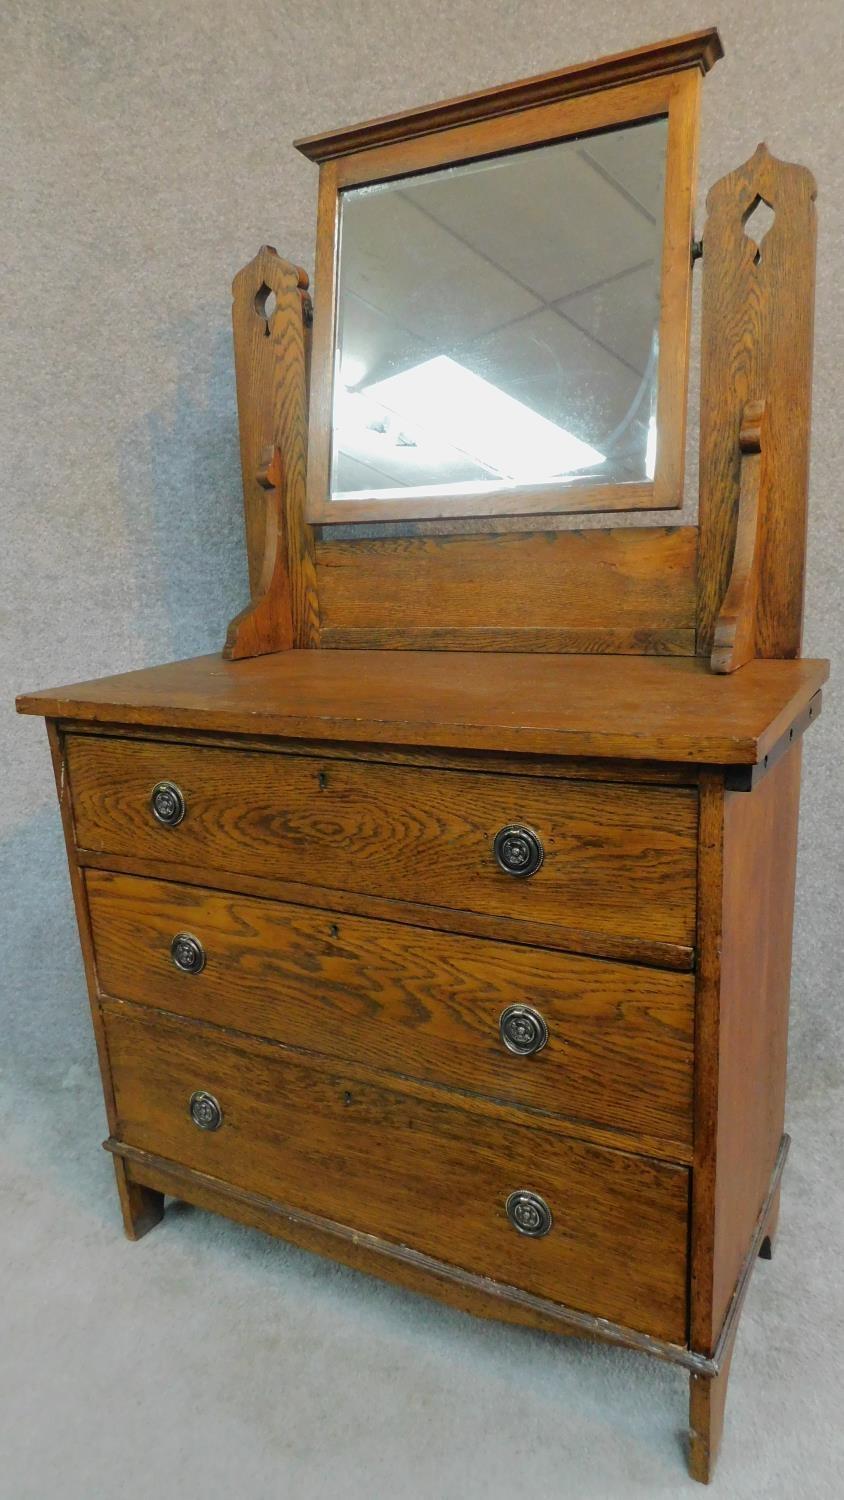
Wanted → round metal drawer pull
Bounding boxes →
[150,780,186,827]
[493,825,544,878]
[189,1090,222,1131]
[499,1004,548,1057]
[170,932,206,975]
[505,1189,553,1238]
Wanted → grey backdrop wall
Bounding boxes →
[1,2,842,1492]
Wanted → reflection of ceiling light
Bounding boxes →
[339,353,368,389]
[361,356,605,481]
[645,414,657,480]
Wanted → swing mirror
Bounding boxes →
[302,67,701,523]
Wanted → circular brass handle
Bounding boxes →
[505,1189,552,1238]
[170,932,206,975]
[189,1090,222,1131]
[150,780,186,827]
[499,1004,548,1057]
[493,825,544,878]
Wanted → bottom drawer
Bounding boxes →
[103,1000,689,1343]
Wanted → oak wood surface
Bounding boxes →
[17,651,829,765]
[696,145,817,656]
[711,400,768,673]
[102,999,690,1341]
[67,735,698,948]
[315,527,697,655]
[295,29,721,160]
[223,246,319,657]
[78,850,695,972]
[688,1336,735,1484]
[113,1142,704,1365]
[691,751,801,1356]
[44,724,120,1129]
[62,721,702,786]
[87,870,695,1155]
[114,1166,164,1241]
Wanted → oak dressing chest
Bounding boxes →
[18,29,829,1482]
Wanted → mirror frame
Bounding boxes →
[299,36,718,525]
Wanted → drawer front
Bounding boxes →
[103,1001,689,1342]
[69,736,697,949]
[88,871,694,1153]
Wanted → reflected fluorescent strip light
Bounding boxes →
[645,414,657,481]
[361,355,605,482]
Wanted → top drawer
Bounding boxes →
[67,735,697,952]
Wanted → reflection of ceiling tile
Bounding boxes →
[336,292,429,387]
[578,117,667,219]
[398,131,663,302]
[459,307,644,449]
[340,189,540,345]
[333,117,668,494]
[559,261,659,373]
[334,408,491,493]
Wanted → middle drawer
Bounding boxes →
[87,870,694,1155]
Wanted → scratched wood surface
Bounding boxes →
[67,734,699,950]
[87,870,695,1156]
[103,998,690,1341]
[696,145,817,657]
[17,652,829,764]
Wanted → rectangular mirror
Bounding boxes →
[333,119,667,504]
[303,69,700,523]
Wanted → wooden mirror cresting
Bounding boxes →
[16,28,829,1485]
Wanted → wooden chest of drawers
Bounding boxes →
[18,647,827,1485]
[62,718,700,1347]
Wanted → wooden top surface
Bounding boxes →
[17,650,828,765]
[294,29,723,162]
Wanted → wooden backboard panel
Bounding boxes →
[316,526,697,653]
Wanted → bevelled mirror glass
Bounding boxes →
[331,117,668,508]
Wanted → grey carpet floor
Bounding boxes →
[1,1051,842,1500]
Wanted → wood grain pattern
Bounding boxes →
[319,627,696,655]
[78,850,695,972]
[696,145,817,657]
[102,999,690,1341]
[305,71,700,525]
[315,528,697,654]
[295,29,721,159]
[711,400,768,673]
[86,870,695,1155]
[68,735,699,949]
[112,1141,705,1365]
[57,721,703,787]
[223,245,319,657]
[44,722,163,1241]
[16,651,829,765]
[691,750,801,1356]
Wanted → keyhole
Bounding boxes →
[254,283,277,336]
[318,770,328,790]
[742,196,775,266]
